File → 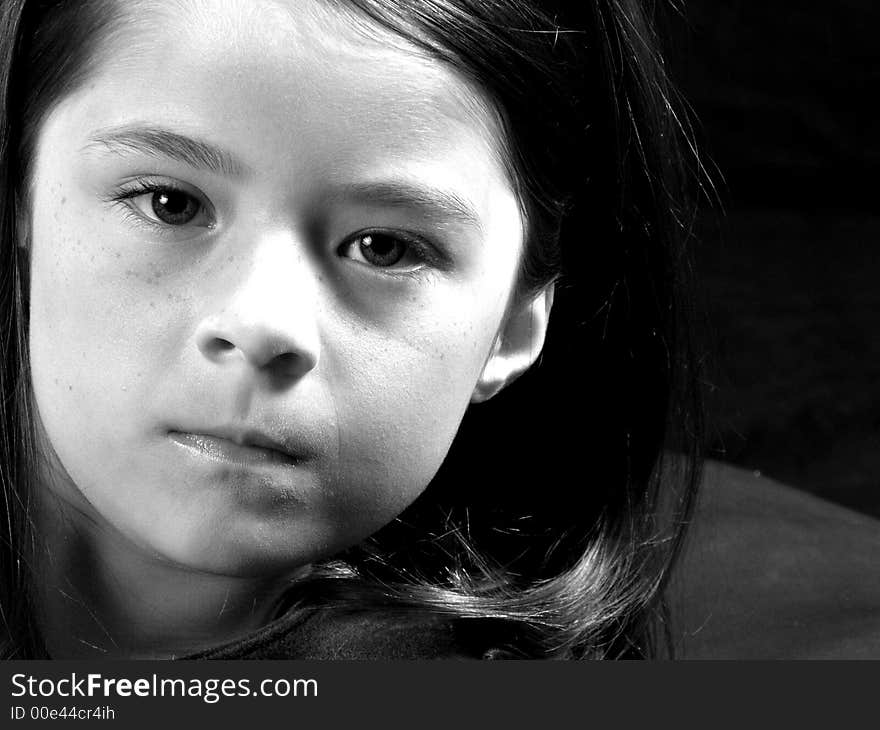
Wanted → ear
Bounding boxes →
[471,283,554,403]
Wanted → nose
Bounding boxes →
[195,233,321,381]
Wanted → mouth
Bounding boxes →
[168,430,300,468]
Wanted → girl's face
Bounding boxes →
[28,0,545,575]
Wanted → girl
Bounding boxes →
[0,0,703,659]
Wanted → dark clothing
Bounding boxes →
[183,609,473,660]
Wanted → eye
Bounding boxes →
[144,189,202,225]
[111,178,214,230]
[338,232,427,271]
[129,187,210,227]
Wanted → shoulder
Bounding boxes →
[670,460,880,659]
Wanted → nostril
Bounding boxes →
[195,313,320,375]
[274,352,310,374]
[264,351,315,389]
[201,337,236,359]
[214,339,235,351]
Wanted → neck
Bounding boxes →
[34,489,298,659]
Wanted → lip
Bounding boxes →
[169,429,300,468]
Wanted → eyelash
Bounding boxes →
[337,230,445,276]
[106,178,447,275]
[107,176,215,236]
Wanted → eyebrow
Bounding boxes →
[336,181,482,230]
[82,126,482,228]
[82,124,248,177]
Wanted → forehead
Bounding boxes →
[67,0,512,189]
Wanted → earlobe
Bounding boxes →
[471,283,554,403]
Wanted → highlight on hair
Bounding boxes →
[0,0,705,659]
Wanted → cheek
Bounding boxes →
[29,201,108,409]
[322,299,501,513]
[27,196,181,456]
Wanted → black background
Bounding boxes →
[667,1,879,517]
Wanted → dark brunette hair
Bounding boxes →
[0,0,704,658]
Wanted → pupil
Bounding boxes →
[361,235,405,266]
[367,236,393,254]
[156,191,188,215]
[152,189,198,224]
